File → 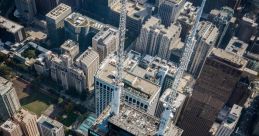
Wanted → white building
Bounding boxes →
[1,120,23,136]
[37,115,65,136]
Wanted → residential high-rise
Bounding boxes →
[0,16,26,43]
[37,115,65,136]
[13,109,40,136]
[158,0,186,27]
[14,0,37,22]
[187,21,219,78]
[178,48,248,136]
[75,47,99,91]
[46,3,72,47]
[1,120,23,136]
[64,12,105,50]
[92,26,119,62]
[0,76,21,121]
[136,17,181,59]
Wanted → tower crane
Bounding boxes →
[157,0,207,135]
[111,0,127,115]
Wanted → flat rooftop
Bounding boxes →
[111,1,149,20]
[109,103,183,136]
[225,37,248,56]
[0,120,19,132]
[76,47,99,66]
[96,56,160,100]
[65,12,104,30]
[37,115,63,131]
[198,21,219,45]
[46,3,71,20]
[0,16,24,34]
[210,48,247,70]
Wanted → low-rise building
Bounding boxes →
[37,115,65,136]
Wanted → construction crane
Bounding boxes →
[111,0,127,115]
[157,0,207,135]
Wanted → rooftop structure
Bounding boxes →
[0,16,24,34]
[1,120,23,136]
[210,48,247,70]
[60,40,79,59]
[90,104,183,136]
[225,37,248,56]
[37,115,64,136]
[46,3,72,23]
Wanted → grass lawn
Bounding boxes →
[58,112,78,127]
[13,79,57,116]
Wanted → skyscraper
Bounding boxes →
[92,26,119,62]
[46,3,72,47]
[13,109,40,136]
[14,0,37,22]
[0,76,21,121]
[1,120,23,136]
[37,115,65,136]
[158,0,186,27]
[188,21,219,78]
[179,48,248,136]
[136,17,181,59]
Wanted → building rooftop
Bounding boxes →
[160,89,186,110]
[13,109,36,123]
[60,40,79,53]
[0,76,13,95]
[65,12,104,30]
[111,0,151,20]
[0,120,20,132]
[225,37,248,56]
[108,103,183,136]
[93,27,118,46]
[221,104,242,130]
[177,2,197,25]
[46,3,71,21]
[210,48,248,70]
[37,115,63,131]
[76,47,99,67]
[0,16,24,34]
[197,21,219,46]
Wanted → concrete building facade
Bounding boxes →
[14,0,37,21]
[1,120,23,136]
[0,76,21,121]
[37,115,65,136]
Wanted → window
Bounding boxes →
[133,99,136,103]
[137,101,140,105]
[144,105,148,109]
[129,98,132,102]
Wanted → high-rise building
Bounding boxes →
[46,3,72,47]
[136,17,181,59]
[0,16,26,43]
[14,0,37,22]
[176,2,197,40]
[158,0,186,27]
[215,105,242,136]
[89,103,183,136]
[1,120,23,136]
[64,12,105,49]
[37,115,65,136]
[225,37,248,57]
[13,109,40,136]
[95,51,175,116]
[92,26,119,62]
[75,47,99,91]
[0,76,21,121]
[35,0,58,15]
[208,7,235,49]
[236,14,258,43]
[109,0,152,35]
[179,48,248,136]
[155,88,186,123]
[188,21,219,78]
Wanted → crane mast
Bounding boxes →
[111,0,127,115]
[157,0,207,135]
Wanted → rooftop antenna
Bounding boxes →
[157,0,207,135]
[111,0,127,115]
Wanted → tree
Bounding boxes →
[0,64,12,78]
[0,53,8,63]
[22,49,36,59]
